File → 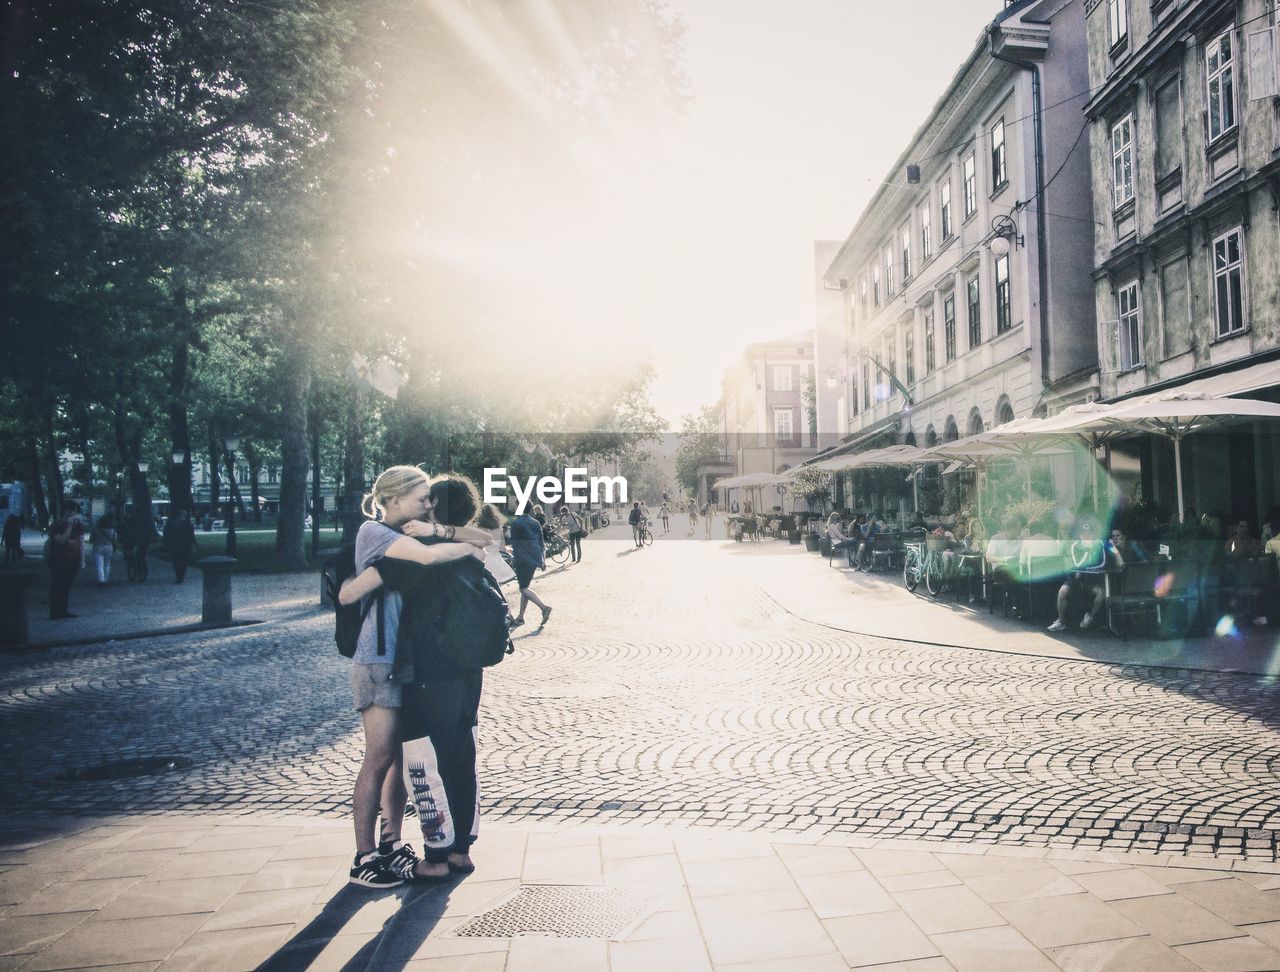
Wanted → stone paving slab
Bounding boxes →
[0,814,1278,970]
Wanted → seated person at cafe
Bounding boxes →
[1019,518,1060,571]
[1107,526,1150,565]
[825,513,858,564]
[1048,518,1109,632]
[855,515,881,570]
[1224,519,1262,559]
[1265,511,1280,562]
[985,516,1022,565]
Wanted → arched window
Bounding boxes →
[944,417,959,442]
[968,409,985,436]
[924,425,938,448]
[995,396,1015,427]
[903,430,917,446]
[776,464,791,474]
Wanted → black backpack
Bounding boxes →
[324,544,384,659]
[437,558,515,668]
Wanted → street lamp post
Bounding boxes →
[223,435,239,557]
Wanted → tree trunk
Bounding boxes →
[167,339,194,512]
[245,444,263,523]
[223,452,245,516]
[25,435,49,526]
[43,409,63,515]
[341,386,365,543]
[126,426,152,522]
[275,363,311,569]
[207,433,222,524]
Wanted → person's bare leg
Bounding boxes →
[517,591,530,621]
[1055,583,1070,625]
[521,586,548,613]
[354,704,399,855]
[1089,585,1104,621]
[378,751,406,846]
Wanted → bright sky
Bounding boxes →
[634,0,1009,423]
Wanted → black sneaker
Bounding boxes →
[349,850,404,888]
[378,840,420,881]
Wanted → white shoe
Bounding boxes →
[1047,619,1066,632]
[1080,612,1093,630]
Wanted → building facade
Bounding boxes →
[696,333,820,510]
[824,0,1098,468]
[1083,0,1280,520]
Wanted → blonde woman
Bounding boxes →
[345,466,488,888]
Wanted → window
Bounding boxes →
[901,228,911,281]
[921,204,932,260]
[943,295,957,361]
[873,265,881,306]
[1111,114,1134,208]
[1116,281,1142,370]
[1212,228,1245,337]
[1107,0,1127,48]
[885,337,896,396]
[904,325,915,385]
[990,119,1007,190]
[962,153,977,218]
[1154,77,1182,178]
[862,361,871,410]
[940,180,953,238]
[885,246,895,296]
[773,366,792,392]
[1206,29,1236,142]
[851,371,859,415]
[774,409,794,443]
[860,277,869,314]
[967,277,981,348]
[995,255,1011,334]
[924,311,936,373]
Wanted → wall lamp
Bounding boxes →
[988,214,1024,257]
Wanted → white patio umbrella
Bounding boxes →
[1060,394,1280,522]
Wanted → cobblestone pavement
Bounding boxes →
[2,525,1278,864]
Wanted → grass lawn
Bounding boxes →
[159,526,346,574]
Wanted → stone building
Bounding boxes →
[1083,0,1280,520]
[823,0,1099,489]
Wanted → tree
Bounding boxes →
[676,406,721,498]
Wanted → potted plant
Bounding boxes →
[792,470,831,551]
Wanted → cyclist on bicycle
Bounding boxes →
[628,501,646,548]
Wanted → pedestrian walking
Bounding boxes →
[702,502,714,539]
[659,502,671,534]
[89,513,117,585]
[339,465,486,888]
[687,502,698,536]
[475,503,517,588]
[508,504,552,627]
[47,501,83,619]
[629,501,646,547]
[120,510,153,582]
[560,504,585,562]
[2,513,24,565]
[163,509,197,584]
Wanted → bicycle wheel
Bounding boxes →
[641,526,653,546]
[924,555,944,597]
[547,541,569,565]
[600,515,610,527]
[903,552,919,592]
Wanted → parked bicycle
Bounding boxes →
[544,528,571,564]
[902,534,949,596]
[637,521,653,546]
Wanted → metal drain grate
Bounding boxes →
[447,885,655,940]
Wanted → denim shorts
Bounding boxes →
[351,663,402,711]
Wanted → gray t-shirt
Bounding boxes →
[353,521,405,665]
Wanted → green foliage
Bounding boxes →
[675,406,721,497]
[791,468,833,505]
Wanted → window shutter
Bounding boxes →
[1247,27,1277,101]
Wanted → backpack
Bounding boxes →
[436,558,515,668]
[324,544,385,659]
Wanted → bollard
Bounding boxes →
[196,556,236,625]
[0,571,39,648]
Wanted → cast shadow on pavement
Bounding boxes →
[614,546,645,558]
[258,878,464,970]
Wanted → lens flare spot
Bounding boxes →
[1215,615,1240,639]
[1153,572,1175,599]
